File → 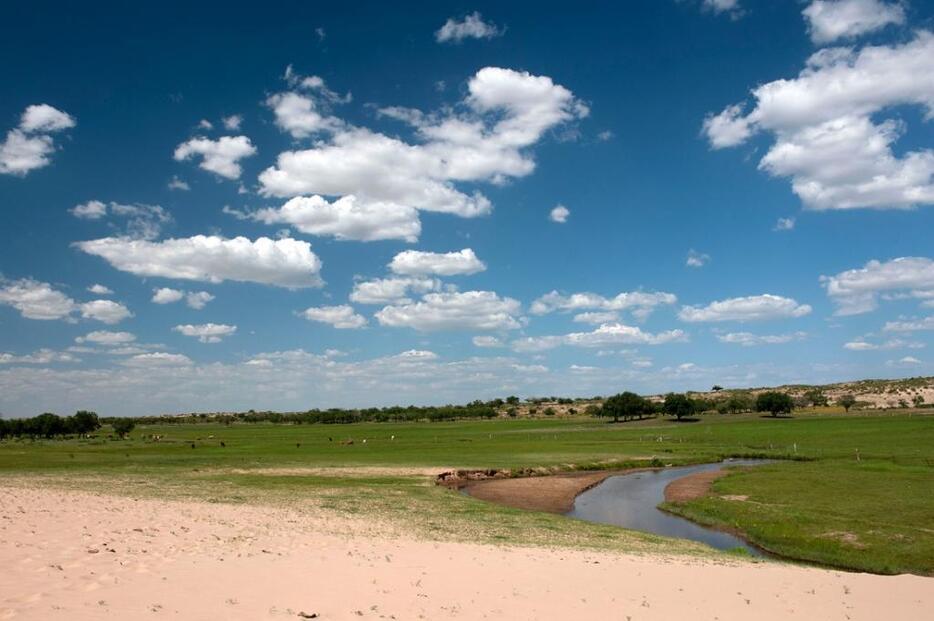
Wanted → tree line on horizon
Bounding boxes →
[0,387,898,440]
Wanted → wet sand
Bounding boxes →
[464,470,614,513]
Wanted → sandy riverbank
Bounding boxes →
[464,470,614,513]
[1,484,932,620]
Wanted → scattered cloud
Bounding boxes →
[87,284,113,296]
[70,200,107,219]
[123,352,193,367]
[76,235,324,288]
[301,305,368,329]
[844,337,925,350]
[803,0,905,44]
[822,257,934,315]
[76,331,136,345]
[168,176,190,191]
[883,316,934,332]
[376,291,521,331]
[530,290,677,320]
[0,104,75,176]
[511,323,687,352]
[435,12,503,43]
[679,294,812,322]
[774,217,796,231]
[472,335,505,348]
[151,287,184,304]
[886,355,923,367]
[174,135,257,180]
[350,277,440,305]
[686,249,710,268]
[258,67,587,242]
[70,200,171,240]
[573,311,621,325]
[703,32,934,210]
[0,278,130,324]
[173,323,237,343]
[0,349,78,365]
[78,300,132,324]
[250,195,421,242]
[389,248,486,276]
[718,331,807,346]
[0,279,78,320]
[222,114,243,131]
[151,287,214,309]
[702,0,743,19]
[185,291,215,310]
[549,204,570,223]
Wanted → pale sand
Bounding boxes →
[1,485,931,620]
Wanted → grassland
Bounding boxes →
[1,410,932,574]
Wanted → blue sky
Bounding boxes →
[2,0,934,417]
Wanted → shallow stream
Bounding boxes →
[566,459,769,555]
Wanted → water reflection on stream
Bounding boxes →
[567,459,769,555]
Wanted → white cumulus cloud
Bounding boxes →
[472,335,505,348]
[350,277,440,305]
[76,235,323,289]
[87,284,113,295]
[78,300,132,324]
[257,67,586,241]
[173,323,237,343]
[511,323,687,352]
[435,12,503,43]
[686,249,710,268]
[174,135,257,180]
[703,32,934,210]
[718,331,807,346]
[301,305,367,329]
[76,331,136,345]
[803,0,905,44]
[549,204,570,223]
[251,195,421,242]
[0,104,75,176]
[679,294,812,322]
[530,290,677,320]
[376,291,521,331]
[389,248,486,276]
[822,257,934,315]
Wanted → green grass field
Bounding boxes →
[1,411,932,575]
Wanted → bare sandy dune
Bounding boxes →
[1,485,931,620]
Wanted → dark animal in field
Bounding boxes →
[220,441,226,448]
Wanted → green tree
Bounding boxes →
[756,392,794,417]
[111,418,136,438]
[804,389,829,407]
[663,393,696,420]
[838,394,857,412]
[912,394,925,407]
[600,392,651,423]
[71,410,101,435]
[725,393,752,414]
[33,413,64,438]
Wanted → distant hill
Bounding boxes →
[669,376,934,410]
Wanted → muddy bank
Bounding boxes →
[663,469,730,503]
[463,470,617,513]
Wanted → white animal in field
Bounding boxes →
[362,439,367,444]
[391,435,395,441]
